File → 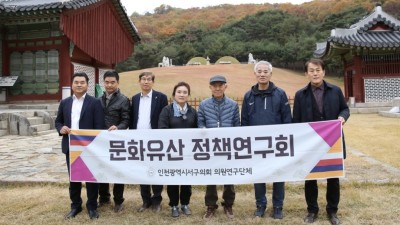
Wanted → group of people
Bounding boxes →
[55,58,349,225]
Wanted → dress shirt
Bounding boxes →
[71,93,86,129]
[312,85,324,113]
[137,90,153,129]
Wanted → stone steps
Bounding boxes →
[379,111,400,118]
[0,130,7,136]
[0,111,55,136]
[379,97,400,118]
[17,111,36,118]
[0,104,59,137]
[27,116,44,125]
[350,106,392,114]
[0,105,8,110]
[30,123,51,134]
[0,114,8,137]
[8,105,48,110]
[0,120,7,129]
[350,101,396,114]
[35,129,56,136]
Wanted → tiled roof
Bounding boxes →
[314,4,400,58]
[0,0,140,42]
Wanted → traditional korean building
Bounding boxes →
[0,0,140,102]
[314,4,400,103]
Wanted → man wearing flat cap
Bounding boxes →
[197,75,240,220]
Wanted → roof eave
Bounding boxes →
[0,0,141,43]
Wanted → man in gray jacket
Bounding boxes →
[198,75,240,220]
[241,61,292,219]
[98,70,130,212]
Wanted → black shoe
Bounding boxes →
[152,203,162,213]
[114,203,124,213]
[273,207,283,219]
[98,200,111,208]
[137,203,151,212]
[254,205,266,217]
[88,209,99,220]
[328,213,341,225]
[304,212,318,223]
[64,208,82,219]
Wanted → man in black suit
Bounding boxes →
[130,71,168,213]
[55,72,105,220]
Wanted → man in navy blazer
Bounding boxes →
[130,71,168,213]
[55,72,105,220]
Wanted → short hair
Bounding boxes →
[103,70,119,81]
[254,61,273,72]
[72,72,89,83]
[172,81,191,96]
[304,59,325,72]
[139,71,155,81]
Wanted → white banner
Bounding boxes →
[69,120,344,184]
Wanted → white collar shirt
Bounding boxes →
[71,93,86,129]
[137,90,153,129]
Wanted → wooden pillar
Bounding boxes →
[59,36,72,99]
[342,60,351,100]
[353,55,363,103]
[2,37,10,77]
[2,34,10,102]
[95,66,99,84]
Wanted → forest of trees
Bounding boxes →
[116,0,400,76]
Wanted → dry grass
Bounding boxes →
[344,114,400,168]
[1,182,399,225]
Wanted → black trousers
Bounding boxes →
[140,185,163,205]
[99,183,125,205]
[66,153,98,210]
[305,178,340,214]
[167,185,192,207]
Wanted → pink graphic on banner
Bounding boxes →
[309,121,341,147]
[71,157,97,182]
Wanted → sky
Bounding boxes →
[120,0,312,16]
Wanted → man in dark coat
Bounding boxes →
[241,61,292,219]
[293,59,350,225]
[98,70,130,212]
